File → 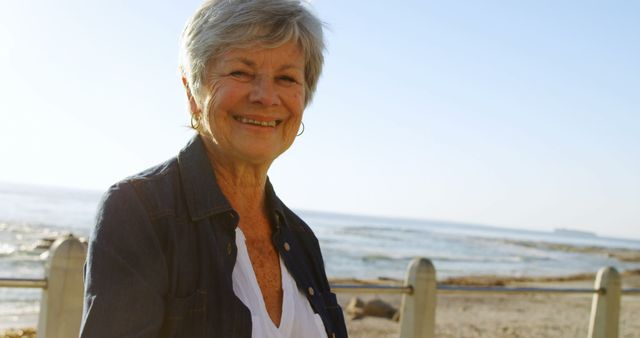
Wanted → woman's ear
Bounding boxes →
[182,76,200,115]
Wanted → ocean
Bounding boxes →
[1,182,640,329]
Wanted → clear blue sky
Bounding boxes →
[1,1,638,239]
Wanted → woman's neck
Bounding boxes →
[214,164,267,214]
[212,159,275,240]
[201,136,271,219]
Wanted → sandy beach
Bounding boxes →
[3,271,638,338]
[335,270,640,338]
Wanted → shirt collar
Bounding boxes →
[265,176,287,228]
[178,135,286,222]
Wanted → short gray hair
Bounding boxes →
[180,0,325,108]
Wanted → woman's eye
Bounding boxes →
[230,71,252,79]
[278,76,298,84]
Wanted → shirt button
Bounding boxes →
[307,287,315,296]
[283,242,291,251]
[227,243,233,255]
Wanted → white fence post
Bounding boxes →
[588,267,621,338]
[37,235,87,338]
[399,257,436,338]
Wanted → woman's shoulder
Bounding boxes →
[99,156,184,220]
[123,156,180,187]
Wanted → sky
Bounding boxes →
[0,1,638,239]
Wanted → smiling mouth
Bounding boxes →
[234,116,282,128]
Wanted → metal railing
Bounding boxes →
[1,236,638,338]
[0,278,47,289]
[330,284,413,294]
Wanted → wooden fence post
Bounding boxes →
[37,235,87,338]
[399,257,436,338]
[588,266,621,338]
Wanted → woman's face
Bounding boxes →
[196,40,306,166]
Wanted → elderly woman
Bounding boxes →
[79,0,346,337]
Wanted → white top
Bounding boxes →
[232,228,328,338]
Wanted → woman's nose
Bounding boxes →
[249,76,281,106]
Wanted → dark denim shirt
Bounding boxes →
[80,136,347,338]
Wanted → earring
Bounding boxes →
[190,114,201,130]
[297,122,305,136]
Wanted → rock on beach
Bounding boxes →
[0,328,36,338]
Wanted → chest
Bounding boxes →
[244,235,283,318]
[245,238,280,279]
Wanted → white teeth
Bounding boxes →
[239,117,277,127]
